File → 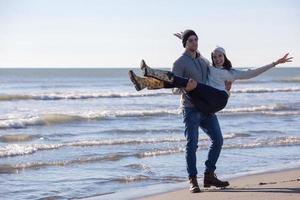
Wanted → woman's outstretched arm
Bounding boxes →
[232,53,293,80]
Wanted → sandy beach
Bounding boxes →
[139,168,300,200]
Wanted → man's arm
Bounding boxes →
[171,59,184,94]
[225,80,232,91]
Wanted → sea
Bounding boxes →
[0,67,300,200]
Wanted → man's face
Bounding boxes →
[185,35,198,52]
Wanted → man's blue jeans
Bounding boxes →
[182,106,223,177]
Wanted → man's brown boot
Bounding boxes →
[204,172,229,188]
[189,176,201,193]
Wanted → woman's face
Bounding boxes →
[212,51,225,67]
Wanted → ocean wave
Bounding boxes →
[102,127,183,135]
[1,103,298,130]
[0,138,185,157]
[0,114,84,129]
[279,77,300,83]
[111,175,185,183]
[137,136,300,158]
[0,110,180,129]
[1,86,298,103]
[0,134,39,143]
[0,154,128,174]
[223,136,300,149]
[232,87,300,93]
[0,143,64,157]
[221,104,299,115]
[1,136,299,173]
[0,133,241,157]
[124,163,152,171]
[236,77,300,84]
[260,111,300,116]
[113,175,150,183]
[223,104,288,112]
[137,147,186,158]
[0,92,172,101]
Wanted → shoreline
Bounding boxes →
[138,167,300,200]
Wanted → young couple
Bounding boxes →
[128,29,293,193]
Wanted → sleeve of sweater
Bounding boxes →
[231,63,275,81]
[171,59,184,95]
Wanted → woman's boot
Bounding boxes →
[140,60,174,83]
[128,70,164,91]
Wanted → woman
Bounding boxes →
[129,48,292,114]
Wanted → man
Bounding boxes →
[172,29,230,193]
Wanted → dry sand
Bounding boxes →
[139,168,300,200]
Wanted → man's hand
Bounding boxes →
[185,79,197,92]
[225,81,232,91]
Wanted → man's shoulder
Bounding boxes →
[198,55,211,66]
[174,54,188,66]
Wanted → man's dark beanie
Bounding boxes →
[182,29,198,47]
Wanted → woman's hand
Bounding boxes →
[185,79,197,92]
[273,53,293,66]
[173,32,183,40]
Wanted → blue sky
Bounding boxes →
[0,0,299,68]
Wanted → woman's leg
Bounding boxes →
[141,60,176,83]
[187,83,229,113]
[140,60,229,113]
[129,70,175,91]
[171,75,229,113]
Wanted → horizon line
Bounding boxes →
[0,66,299,69]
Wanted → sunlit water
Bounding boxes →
[0,68,299,199]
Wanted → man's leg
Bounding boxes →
[200,113,223,172]
[182,107,202,193]
[200,113,229,188]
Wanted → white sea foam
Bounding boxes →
[0,135,298,158]
[0,103,298,129]
[0,109,181,129]
[0,86,299,102]
[221,104,300,116]
[232,87,300,93]
[0,91,172,101]
[137,136,300,157]
[0,133,242,157]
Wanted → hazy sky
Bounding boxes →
[0,0,299,68]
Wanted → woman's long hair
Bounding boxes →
[211,53,232,71]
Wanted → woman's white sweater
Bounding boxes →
[207,63,275,95]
